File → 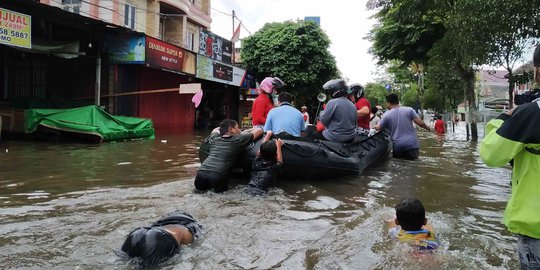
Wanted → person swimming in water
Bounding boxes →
[119,211,203,267]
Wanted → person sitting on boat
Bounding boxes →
[311,79,357,143]
[370,106,381,129]
[387,196,439,254]
[195,119,263,192]
[245,131,284,194]
[119,211,203,267]
[252,77,286,128]
[375,94,431,160]
[264,92,305,137]
[348,83,372,135]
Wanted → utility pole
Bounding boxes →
[232,10,235,64]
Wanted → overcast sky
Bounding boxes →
[210,0,379,84]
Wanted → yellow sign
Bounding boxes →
[0,8,31,49]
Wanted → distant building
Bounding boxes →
[304,16,320,25]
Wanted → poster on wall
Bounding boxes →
[145,36,184,73]
[198,29,232,64]
[104,34,145,63]
[196,55,246,86]
[0,8,31,49]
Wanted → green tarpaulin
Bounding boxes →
[25,105,155,142]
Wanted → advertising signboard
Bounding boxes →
[145,36,184,73]
[198,29,232,64]
[104,34,145,64]
[196,55,246,86]
[0,8,31,49]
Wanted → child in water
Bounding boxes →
[246,131,284,193]
[387,196,439,253]
[119,211,203,267]
[434,115,446,134]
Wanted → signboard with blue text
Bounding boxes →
[104,34,145,64]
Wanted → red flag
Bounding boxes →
[231,21,241,43]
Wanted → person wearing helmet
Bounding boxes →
[348,83,371,135]
[119,211,203,267]
[311,79,357,142]
[252,77,284,128]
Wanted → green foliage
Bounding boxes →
[400,85,418,108]
[364,82,388,106]
[368,0,445,66]
[241,21,339,108]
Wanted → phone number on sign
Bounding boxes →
[0,28,29,40]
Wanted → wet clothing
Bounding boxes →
[434,119,445,134]
[480,100,540,240]
[392,148,419,160]
[248,156,282,191]
[389,226,439,251]
[518,234,540,269]
[319,96,357,143]
[194,170,227,193]
[379,106,420,157]
[252,93,274,126]
[355,97,371,129]
[264,102,305,137]
[196,132,253,192]
[120,211,202,266]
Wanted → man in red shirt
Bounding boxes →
[252,77,285,127]
[349,84,371,135]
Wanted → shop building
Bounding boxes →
[1,0,250,136]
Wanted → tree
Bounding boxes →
[424,55,463,112]
[453,0,540,108]
[241,21,339,110]
[369,0,540,139]
[364,82,388,107]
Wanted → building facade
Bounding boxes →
[1,0,249,135]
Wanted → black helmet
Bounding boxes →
[272,77,286,89]
[348,83,365,100]
[323,79,348,98]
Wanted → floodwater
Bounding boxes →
[0,122,517,269]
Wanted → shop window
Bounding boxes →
[186,31,195,51]
[159,17,165,40]
[62,0,81,14]
[124,4,136,30]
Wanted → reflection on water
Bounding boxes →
[0,123,517,269]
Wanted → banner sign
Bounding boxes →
[104,34,145,64]
[145,36,184,73]
[196,55,246,86]
[0,8,31,49]
[198,29,232,64]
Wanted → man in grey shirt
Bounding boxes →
[376,94,430,160]
[314,79,357,143]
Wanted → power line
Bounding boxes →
[211,7,232,16]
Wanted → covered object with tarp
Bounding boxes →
[25,105,155,143]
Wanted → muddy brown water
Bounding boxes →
[0,122,517,269]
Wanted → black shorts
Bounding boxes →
[194,170,228,192]
[121,227,179,266]
[392,148,419,160]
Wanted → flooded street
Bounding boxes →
[0,122,517,269]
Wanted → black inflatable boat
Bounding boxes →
[199,129,392,179]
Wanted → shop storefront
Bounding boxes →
[105,34,198,133]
